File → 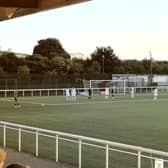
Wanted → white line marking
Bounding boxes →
[0,97,167,106]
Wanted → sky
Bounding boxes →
[0,0,168,60]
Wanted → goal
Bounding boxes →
[89,80,127,95]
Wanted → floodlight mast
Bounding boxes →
[102,55,105,79]
[149,51,153,85]
[149,51,152,76]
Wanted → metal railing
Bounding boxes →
[0,121,168,168]
[0,86,168,97]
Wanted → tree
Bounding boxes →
[84,60,102,79]
[0,52,23,73]
[91,61,101,73]
[26,55,50,73]
[50,57,66,72]
[43,70,58,88]
[90,46,120,77]
[33,38,70,59]
[122,60,145,74]
[0,66,6,77]
[65,58,72,74]
[70,58,84,77]
[142,58,151,74]
[17,65,31,88]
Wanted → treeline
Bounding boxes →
[0,38,168,88]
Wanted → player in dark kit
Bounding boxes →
[14,92,20,108]
[111,88,115,98]
[88,88,92,99]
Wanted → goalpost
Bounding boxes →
[89,80,127,95]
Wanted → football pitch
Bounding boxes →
[0,93,168,168]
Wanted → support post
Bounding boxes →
[56,135,59,162]
[36,131,39,157]
[137,151,141,168]
[79,139,82,168]
[18,128,21,152]
[106,144,109,168]
[3,125,6,147]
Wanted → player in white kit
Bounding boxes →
[71,87,76,101]
[131,87,134,99]
[105,88,109,99]
[65,88,70,101]
[153,88,158,100]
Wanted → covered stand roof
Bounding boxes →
[0,0,89,21]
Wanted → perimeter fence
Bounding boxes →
[0,121,168,168]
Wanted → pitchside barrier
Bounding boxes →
[0,121,168,168]
[0,86,168,97]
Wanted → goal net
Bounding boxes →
[89,80,126,95]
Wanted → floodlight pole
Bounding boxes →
[102,55,105,79]
[149,51,152,76]
[149,51,153,85]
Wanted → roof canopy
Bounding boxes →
[0,0,89,21]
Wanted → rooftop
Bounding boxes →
[0,0,90,21]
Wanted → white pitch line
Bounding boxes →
[1,98,166,107]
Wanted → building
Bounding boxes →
[0,50,29,58]
[112,74,168,87]
[70,52,87,59]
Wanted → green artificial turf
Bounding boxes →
[0,93,168,168]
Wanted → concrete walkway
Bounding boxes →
[3,147,75,168]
